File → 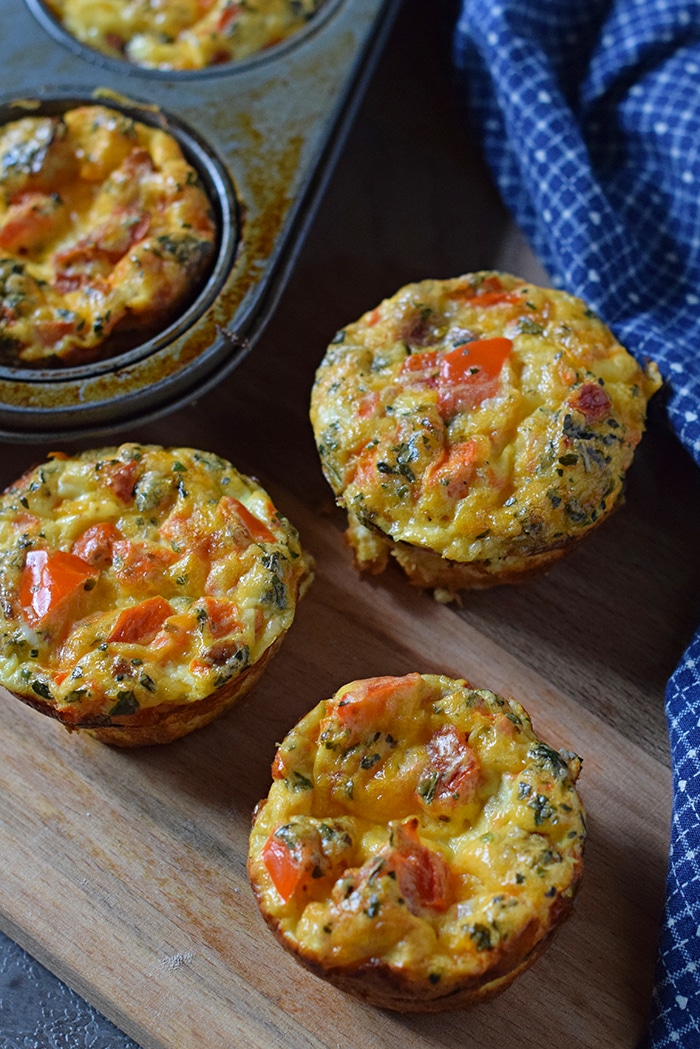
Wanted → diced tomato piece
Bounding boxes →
[569,382,612,423]
[197,595,240,637]
[150,612,192,662]
[401,349,439,375]
[262,833,302,902]
[112,540,177,585]
[0,192,63,253]
[357,391,380,418]
[11,512,40,532]
[421,724,481,805]
[35,319,78,349]
[425,439,478,500]
[440,337,512,385]
[389,819,451,913]
[331,674,422,739]
[108,596,174,644]
[448,275,520,308]
[437,337,512,417]
[20,549,99,627]
[220,495,276,545]
[217,2,243,31]
[70,522,120,566]
[271,751,287,781]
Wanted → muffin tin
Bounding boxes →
[0,0,399,440]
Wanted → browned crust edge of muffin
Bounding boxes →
[2,633,283,747]
[248,843,582,1012]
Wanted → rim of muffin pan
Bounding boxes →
[0,91,239,386]
[25,0,343,79]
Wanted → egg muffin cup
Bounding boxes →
[0,104,217,366]
[248,673,586,1011]
[0,443,314,746]
[310,271,661,601]
[43,0,327,70]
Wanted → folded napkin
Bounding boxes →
[452,0,700,1043]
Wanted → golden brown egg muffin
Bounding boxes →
[44,0,326,70]
[248,673,585,1011]
[310,271,661,600]
[0,104,216,365]
[0,443,313,746]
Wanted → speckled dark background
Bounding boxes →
[0,931,139,1048]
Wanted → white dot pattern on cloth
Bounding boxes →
[453,1,700,1045]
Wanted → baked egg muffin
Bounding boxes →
[44,0,326,70]
[310,271,661,600]
[0,444,313,746]
[248,672,585,1011]
[0,104,216,365]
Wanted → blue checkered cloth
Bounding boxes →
[452,0,700,1043]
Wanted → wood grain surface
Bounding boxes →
[1,2,698,1046]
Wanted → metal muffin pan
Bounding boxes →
[0,0,400,440]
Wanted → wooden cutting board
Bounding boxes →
[1,3,696,1044]
[0,485,673,1049]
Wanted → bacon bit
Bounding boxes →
[389,818,452,913]
[71,522,120,566]
[104,31,126,52]
[425,440,478,500]
[108,596,174,644]
[569,382,612,423]
[101,460,140,503]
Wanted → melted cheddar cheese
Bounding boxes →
[310,272,661,596]
[44,0,326,70]
[0,444,313,732]
[0,105,216,364]
[248,673,585,1007]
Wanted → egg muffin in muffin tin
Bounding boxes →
[310,271,661,600]
[0,104,216,365]
[0,443,313,745]
[248,672,585,1010]
[45,0,326,70]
